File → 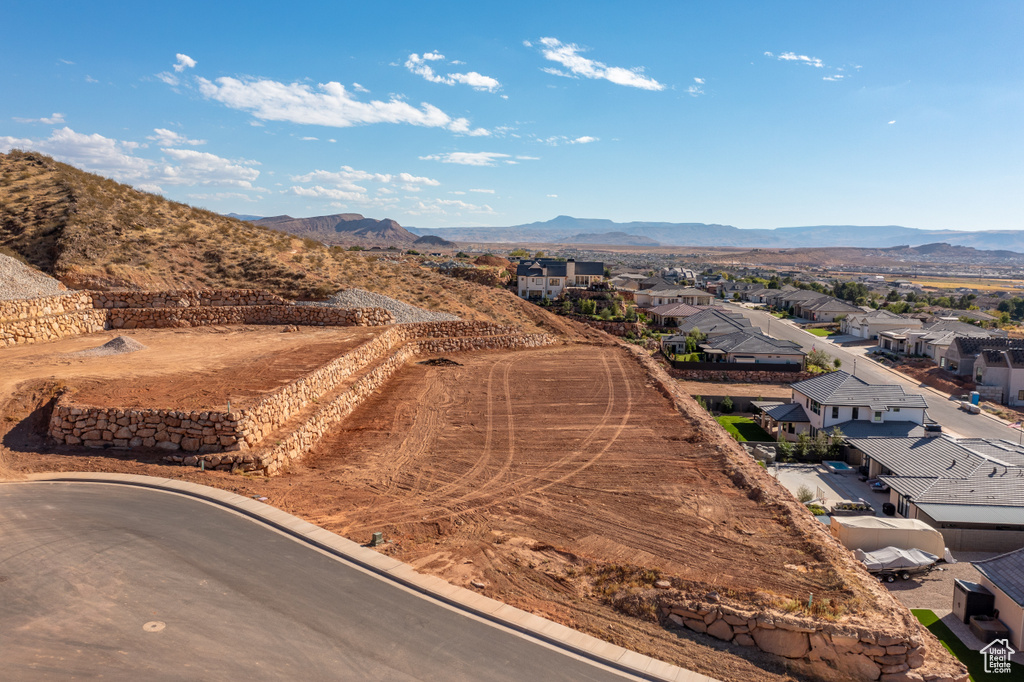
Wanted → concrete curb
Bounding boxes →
[23,472,718,682]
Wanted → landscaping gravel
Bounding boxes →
[300,288,460,324]
[0,253,67,300]
[69,336,148,358]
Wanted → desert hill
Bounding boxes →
[412,234,456,248]
[0,151,584,336]
[254,213,417,247]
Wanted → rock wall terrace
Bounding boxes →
[48,319,552,474]
[0,292,93,322]
[90,289,289,309]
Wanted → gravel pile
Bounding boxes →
[0,253,67,300]
[301,288,460,324]
[70,336,148,358]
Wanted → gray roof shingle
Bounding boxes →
[973,548,1024,605]
[791,371,928,409]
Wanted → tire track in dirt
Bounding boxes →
[352,347,632,529]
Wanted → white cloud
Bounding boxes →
[405,52,501,92]
[571,136,596,144]
[85,76,99,84]
[776,52,824,68]
[13,113,65,124]
[352,82,369,93]
[694,77,705,85]
[469,188,495,194]
[398,171,440,186]
[822,75,844,82]
[148,128,205,147]
[546,194,558,198]
[288,185,364,201]
[516,155,540,160]
[158,148,260,188]
[156,72,179,87]
[538,135,596,146]
[195,76,488,135]
[300,136,318,141]
[135,183,164,194]
[687,84,704,96]
[407,198,494,216]
[173,53,197,72]
[888,120,896,125]
[535,37,665,91]
[419,152,511,166]
[188,191,255,203]
[0,127,150,181]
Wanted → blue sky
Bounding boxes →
[2,1,1022,231]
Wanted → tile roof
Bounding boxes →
[762,402,810,422]
[830,420,928,438]
[973,548,1024,605]
[675,308,753,336]
[701,330,805,355]
[647,303,709,318]
[800,297,863,313]
[791,371,929,409]
[954,336,1024,357]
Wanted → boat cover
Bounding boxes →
[855,546,939,572]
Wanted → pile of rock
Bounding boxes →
[303,288,459,324]
[0,253,67,300]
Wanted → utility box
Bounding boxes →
[952,579,995,624]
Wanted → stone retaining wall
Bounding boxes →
[247,332,553,475]
[90,289,289,309]
[48,320,550,469]
[0,292,92,322]
[660,599,964,682]
[1,309,109,348]
[669,367,816,384]
[49,399,239,452]
[106,304,392,329]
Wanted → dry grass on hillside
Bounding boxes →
[0,151,586,337]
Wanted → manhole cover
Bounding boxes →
[143,621,165,632]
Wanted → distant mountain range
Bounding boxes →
[253,213,417,246]
[408,215,1024,252]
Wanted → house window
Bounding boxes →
[831,406,839,420]
[852,407,859,420]
[1018,390,1024,402]
[549,279,560,285]
[893,407,900,413]
[897,494,909,517]
[976,370,984,383]
[873,411,882,422]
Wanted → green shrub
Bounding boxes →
[720,396,734,413]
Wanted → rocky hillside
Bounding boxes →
[254,213,417,246]
[0,151,587,337]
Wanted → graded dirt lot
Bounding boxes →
[2,326,378,411]
[0,339,887,682]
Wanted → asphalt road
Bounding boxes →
[0,482,643,682]
[723,303,1020,440]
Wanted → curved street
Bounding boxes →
[0,481,655,682]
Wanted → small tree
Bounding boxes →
[720,396,734,414]
[776,439,794,460]
[833,357,842,369]
[598,306,614,321]
[796,484,814,503]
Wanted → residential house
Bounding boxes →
[752,401,812,441]
[659,267,697,285]
[927,308,997,325]
[699,330,806,367]
[841,309,923,340]
[973,349,1024,405]
[634,285,713,309]
[942,336,1021,376]
[638,276,673,291]
[878,320,997,364]
[646,302,710,328]
[516,259,604,299]
[847,436,1024,552]
[789,371,928,438]
[673,308,753,339]
[796,296,863,323]
[973,549,1024,650]
[718,281,766,301]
